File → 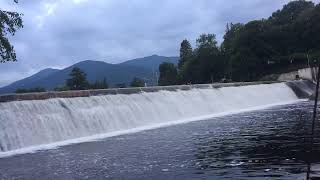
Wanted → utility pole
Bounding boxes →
[306,61,320,180]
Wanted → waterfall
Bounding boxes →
[0,83,300,154]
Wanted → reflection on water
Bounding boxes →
[0,101,320,179]
[193,102,320,179]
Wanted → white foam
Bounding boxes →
[0,83,301,157]
[0,100,303,158]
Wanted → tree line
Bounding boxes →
[158,0,320,85]
[15,67,146,93]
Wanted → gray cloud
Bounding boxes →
[0,0,319,87]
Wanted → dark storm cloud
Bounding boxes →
[0,0,319,87]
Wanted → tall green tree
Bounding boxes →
[178,34,226,84]
[178,39,193,84]
[66,67,89,90]
[130,77,145,87]
[0,1,23,62]
[178,39,193,70]
[192,34,225,83]
[158,62,178,86]
[221,23,244,79]
[230,20,272,81]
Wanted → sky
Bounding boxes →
[0,0,319,87]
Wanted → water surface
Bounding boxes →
[0,101,319,179]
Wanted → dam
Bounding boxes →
[0,80,314,153]
[0,80,319,179]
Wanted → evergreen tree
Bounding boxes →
[66,67,89,90]
[178,39,193,70]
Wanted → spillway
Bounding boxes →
[0,82,310,154]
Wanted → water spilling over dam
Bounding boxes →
[0,81,314,154]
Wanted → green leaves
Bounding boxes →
[222,0,320,81]
[130,77,145,87]
[196,34,218,50]
[90,78,109,89]
[0,8,23,62]
[158,62,178,86]
[15,87,46,93]
[179,39,193,70]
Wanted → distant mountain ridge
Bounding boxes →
[0,68,60,93]
[121,54,178,70]
[0,55,179,94]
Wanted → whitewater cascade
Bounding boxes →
[0,83,300,152]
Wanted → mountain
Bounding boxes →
[121,55,179,70]
[0,55,179,94]
[33,60,154,90]
[0,68,59,94]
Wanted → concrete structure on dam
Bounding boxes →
[278,67,318,82]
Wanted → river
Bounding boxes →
[0,101,319,179]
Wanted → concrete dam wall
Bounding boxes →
[0,81,288,103]
[0,80,314,154]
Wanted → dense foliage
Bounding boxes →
[15,87,45,93]
[90,78,109,89]
[130,77,145,87]
[0,1,23,62]
[158,62,178,86]
[159,0,320,85]
[63,67,109,91]
[64,67,110,90]
[224,0,320,81]
[54,85,70,92]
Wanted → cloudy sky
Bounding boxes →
[0,0,319,87]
